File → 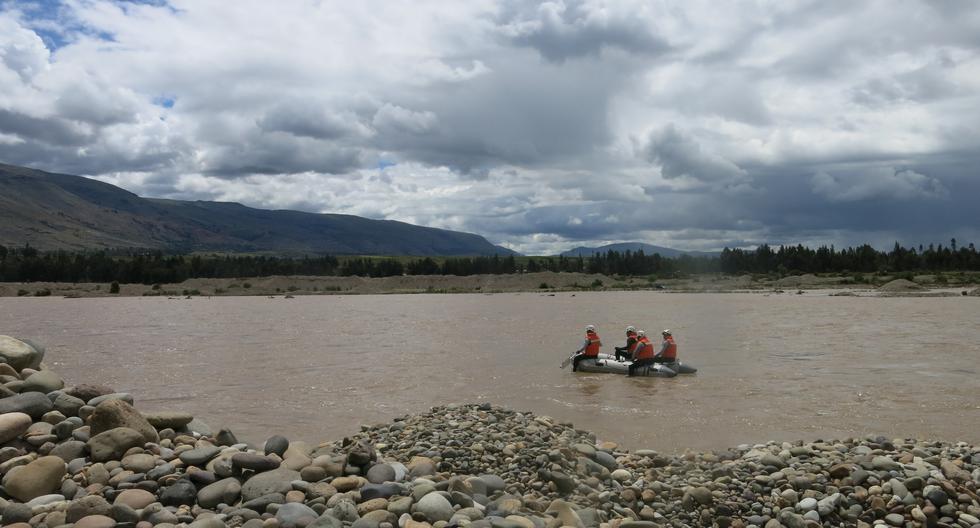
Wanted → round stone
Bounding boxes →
[114,489,157,510]
[0,412,33,443]
[4,455,66,502]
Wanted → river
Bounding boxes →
[1,291,978,453]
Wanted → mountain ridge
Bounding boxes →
[0,163,516,256]
[560,242,719,258]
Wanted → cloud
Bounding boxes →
[495,0,671,62]
[643,124,748,188]
[810,167,949,202]
[0,1,978,254]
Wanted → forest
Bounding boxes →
[0,240,977,284]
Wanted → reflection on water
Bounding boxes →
[2,292,978,452]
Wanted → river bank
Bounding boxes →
[2,272,979,298]
[0,336,978,528]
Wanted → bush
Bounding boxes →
[214,288,226,294]
[287,285,299,292]
[16,289,29,297]
[539,282,550,289]
[243,282,252,289]
[34,289,51,297]
[109,281,120,294]
[591,279,604,288]
[151,283,161,290]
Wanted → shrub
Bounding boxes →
[214,288,226,294]
[109,281,120,294]
[151,283,162,290]
[287,286,299,292]
[591,279,604,288]
[243,282,252,289]
[17,289,29,297]
[539,282,550,289]
[34,289,51,297]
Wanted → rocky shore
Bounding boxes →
[0,336,978,528]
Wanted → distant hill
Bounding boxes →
[0,163,516,256]
[560,242,719,258]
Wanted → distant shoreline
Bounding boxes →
[2,271,978,298]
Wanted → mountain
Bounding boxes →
[0,163,516,256]
[560,242,719,258]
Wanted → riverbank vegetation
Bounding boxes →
[1,241,978,286]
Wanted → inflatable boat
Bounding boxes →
[561,353,697,376]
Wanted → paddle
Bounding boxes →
[559,351,579,369]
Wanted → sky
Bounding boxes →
[1,0,979,254]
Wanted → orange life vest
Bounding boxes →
[661,336,677,360]
[634,335,654,360]
[626,331,638,354]
[584,331,601,357]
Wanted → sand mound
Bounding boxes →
[878,278,924,292]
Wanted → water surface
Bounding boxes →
[2,292,977,452]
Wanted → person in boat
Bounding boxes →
[627,330,655,376]
[650,329,678,364]
[614,325,638,361]
[572,324,602,372]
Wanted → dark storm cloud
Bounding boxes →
[642,125,750,193]
[0,109,91,146]
[257,101,371,140]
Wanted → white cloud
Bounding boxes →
[0,1,979,252]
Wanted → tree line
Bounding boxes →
[1,240,977,284]
[719,240,980,274]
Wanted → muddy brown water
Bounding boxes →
[2,292,978,453]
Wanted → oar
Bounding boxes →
[559,351,579,369]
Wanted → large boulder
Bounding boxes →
[0,392,54,418]
[3,455,66,501]
[0,336,44,371]
[89,400,158,443]
[87,427,145,462]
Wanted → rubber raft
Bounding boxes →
[570,353,698,377]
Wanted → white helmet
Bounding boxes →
[585,324,596,333]
[637,330,646,337]
[626,325,636,333]
[662,329,671,336]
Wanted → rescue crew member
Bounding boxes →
[614,325,638,361]
[572,324,602,372]
[652,329,677,363]
[627,330,655,376]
